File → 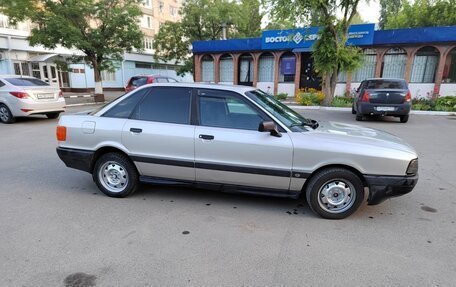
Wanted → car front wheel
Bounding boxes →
[93,152,139,198]
[305,168,365,219]
[0,104,15,124]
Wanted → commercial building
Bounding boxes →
[0,0,192,91]
[192,24,456,98]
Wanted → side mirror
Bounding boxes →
[258,121,282,137]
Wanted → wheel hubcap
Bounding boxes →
[0,107,9,122]
[99,161,128,193]
[318,179,356,213]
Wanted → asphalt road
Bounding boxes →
[1,106,455,287]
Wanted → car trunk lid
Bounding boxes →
[23,86,60,101]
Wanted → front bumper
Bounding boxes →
[358,102,411,116]
[57,147,94,173]
[365,174,418,205]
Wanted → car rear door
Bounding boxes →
[194,88,293,192]
[122,86,195,181]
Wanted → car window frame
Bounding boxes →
[100,87,151,119]
[0,80,5,87]
[131,86,193,125]
[195,88,284,132]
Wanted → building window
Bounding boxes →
[0,14,16,29]
[410,46,439,83]
[219,54,233,82]
[142,0,152,8]
[169,6,177,16]
[201,55,214,82]
[159,1,164,13]
[142,15,152,29]
[353,49,377,82]
[258,53,274,82]
[101,70,116,82]
[13,61,31,76]
[144,37,153,51]
[135,62,153,69]
[239,54,254,84]
[381,48,407,79]
[444,48,456,83]
[279,53,296,83]
[338,71,347,83]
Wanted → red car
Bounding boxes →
[125,75,179,92]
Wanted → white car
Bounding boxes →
[56,83,418,219]
[0,75,66,123]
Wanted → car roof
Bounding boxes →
[131,74,174,78]
[140,82,258,93]
[364,78,406,81]
[0,75,37,79]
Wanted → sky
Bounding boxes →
[357,0,381,23]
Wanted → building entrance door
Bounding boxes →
[299,53,322,90]
[39,63,59,87]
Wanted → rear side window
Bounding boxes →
[154,77,168,83]
[168,78,178,83]
[0,80,4,87]
[5,78,49,86]
[366,80,407,89]
[132,87,192,124]
[102,88,149,118]
[129,77,148,87]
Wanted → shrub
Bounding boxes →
[275,93,288,100]
[331,96,353,107]
[434,96,456,112]
[296,88,325,106]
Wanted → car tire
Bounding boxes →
[355,113,363,121]
[305,168,365,219]
[0,104,15,124]
[400,115,409,123]
[46,112,61,119]
[351,104,356,114]
[92,152,139,198]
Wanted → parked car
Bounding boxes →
[0,75,65,124]
[352,78,412,123]
[56,83,418,219]
[125,75,179,92]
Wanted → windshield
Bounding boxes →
[5,77,49,86]
[246,89,316,131]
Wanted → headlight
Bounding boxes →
[406,159,418,175]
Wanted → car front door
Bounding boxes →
[194,89,294,192]
[122,86,195,181]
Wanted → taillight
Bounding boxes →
[405,91,411,102]
[147,77,153,84]
[59,91,64,98]
[361,91,370,102]
[10,91,30,99]
[56,126,67,141]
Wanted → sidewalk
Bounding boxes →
[64,91,124,106]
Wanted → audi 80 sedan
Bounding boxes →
[56,83,418,219]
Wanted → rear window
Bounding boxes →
[366,80,407,89]
[129,77,148,87]
[5,78,49,86]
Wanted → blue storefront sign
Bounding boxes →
[261,23,375,50]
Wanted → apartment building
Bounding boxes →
[0,0,192,92]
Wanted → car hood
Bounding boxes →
[309,121,417,155]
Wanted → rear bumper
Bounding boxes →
[358,102,411,116]
[57,147,94,173]
[365,174,418,205]
[11,98,66,116]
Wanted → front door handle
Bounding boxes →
[130,128,142,133]
[199,134,214,140]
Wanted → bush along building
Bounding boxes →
[192,24,456,99]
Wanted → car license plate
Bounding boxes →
[376,107,395,111]
[37,94,54,99]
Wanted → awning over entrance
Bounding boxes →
[292,48,313,53]
[28,53,58,62]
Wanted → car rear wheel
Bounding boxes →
[93,152,139,198]
[305,168,365,219]
[351,104,356,114]
[46,112,61,119]
[400,115,409,123]
[0,104,15,124]
[355,112,363,121]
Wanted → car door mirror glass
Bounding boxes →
[258,121,281,137]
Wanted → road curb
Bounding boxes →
[286,104,456,116]
[66,102,106,107]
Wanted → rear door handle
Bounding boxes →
[130,128,142,133]
[199,134,214,140]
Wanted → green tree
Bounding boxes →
[0,0,143,98]
[385,0,456,29]
[267,0,363,105]
[379,0,402,29]
[153,0,263,75]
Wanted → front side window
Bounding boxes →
[198,89,265,131]
[102,88,149,118]
[132,87,191,124]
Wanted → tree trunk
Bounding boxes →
[322,69,339,106]
[93,62,105,102]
